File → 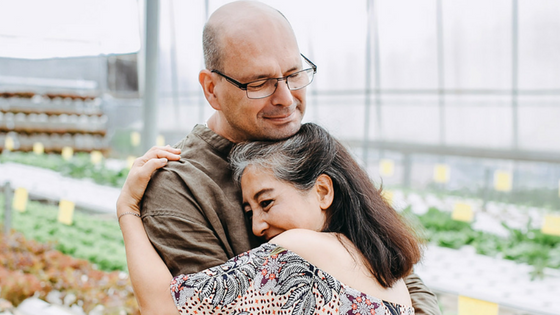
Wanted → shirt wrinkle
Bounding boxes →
[141,210,199,218]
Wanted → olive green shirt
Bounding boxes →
[141,124,440,315]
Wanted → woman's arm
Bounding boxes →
[116,146,182,315]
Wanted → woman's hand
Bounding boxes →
[116,145,181,217]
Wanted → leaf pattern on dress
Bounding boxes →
[271,249,341,315]
[172,246,269,308]
[170,243,414,315]
[340,287,385,315]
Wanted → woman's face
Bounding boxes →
[241,165,327,241]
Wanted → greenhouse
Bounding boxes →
[1,1,559,315]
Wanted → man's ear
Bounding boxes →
[199,69,221,111]
[315,174,334,210]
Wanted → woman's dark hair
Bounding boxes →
[229,123,422,288]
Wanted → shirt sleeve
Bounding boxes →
[141,167,231,276]
[404,272,442,315]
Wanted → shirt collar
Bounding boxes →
[192,124,235,156]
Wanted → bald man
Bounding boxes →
[140,2,440,314]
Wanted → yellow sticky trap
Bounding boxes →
[33,142,44,155]
[131,132,141,147]
[157,135,165,147]
[379,159,394,177]
[127,156,136,169]
[458,296,498,315]
[62,146,74,161]
[90,150,103,165]
[58,199,75,225]
[5,136,14,151]
[494,170,512,192]
[382,190,394,205]
[13,187,28,212]
[452,202,474,222]
[542,215,560,236]
[433,164,450,183]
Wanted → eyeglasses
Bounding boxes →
[211,54,317,99]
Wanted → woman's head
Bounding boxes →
[239,164,333,241]
[230,123,337,238]
[229,123,421,287]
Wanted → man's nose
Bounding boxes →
[270,78,293,106]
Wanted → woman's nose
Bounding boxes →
[252,212,269,237]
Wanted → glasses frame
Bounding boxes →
[211,54,317,99]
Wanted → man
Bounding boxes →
[141,1,440,314]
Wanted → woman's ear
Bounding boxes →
[315,174,334,210]
[199,69,221,110]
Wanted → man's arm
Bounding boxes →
[141,167,234,276]
[405,272,441,315]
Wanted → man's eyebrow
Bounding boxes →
[240,73,268,82]
[245,65,301,82]
[285,65,299,74]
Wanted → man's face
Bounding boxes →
[212,27,307,142]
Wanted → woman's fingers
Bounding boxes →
[117,157,170,214]
[134,146,181,168]
[117,146,180,215]
[130,145,180,183]
[135,158,168,181]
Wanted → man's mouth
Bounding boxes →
[263,111,296,122]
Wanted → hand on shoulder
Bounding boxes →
[116,145,181,217]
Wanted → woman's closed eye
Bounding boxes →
[259,199,273,209]
[244,209,253,220]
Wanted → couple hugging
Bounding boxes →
[117,2,440,315]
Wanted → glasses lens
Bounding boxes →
[287,69,314,90]
[245,67,316,99]
[246,79,277,99]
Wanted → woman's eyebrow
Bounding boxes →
[253,188,273,201]
[241,188,273,210]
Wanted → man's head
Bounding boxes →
[199,1,313,143]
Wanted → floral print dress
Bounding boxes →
[170,243,414,315]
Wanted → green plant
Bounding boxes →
[0,232,139,313]
[1,193,126,272]
[407,206,560,278]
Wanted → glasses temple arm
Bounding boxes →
[300,53,317,72]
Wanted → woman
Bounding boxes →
[117,123,422,315]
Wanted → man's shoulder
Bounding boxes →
[141,124,240,213]
[174,124,234,157]
[145,156,223,194]
[152,125,227,174]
